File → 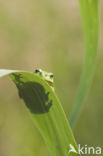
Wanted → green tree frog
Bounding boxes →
[34,69,54,90]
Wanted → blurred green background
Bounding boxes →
[0,0,103,156]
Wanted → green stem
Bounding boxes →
[69,0,99,127]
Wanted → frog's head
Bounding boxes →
[34,69,54,84]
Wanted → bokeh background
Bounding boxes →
[0,0,103,156]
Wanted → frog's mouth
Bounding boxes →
[45,80,54,88]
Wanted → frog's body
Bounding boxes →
[34,69,54,90]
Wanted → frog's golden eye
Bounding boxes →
[35,69,39,73]
[49,74,54,78]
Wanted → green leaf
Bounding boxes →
[69,0,99,127]
[0,69,80,156]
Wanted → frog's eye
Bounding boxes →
[49,74,54,78]
[35,69,40,73]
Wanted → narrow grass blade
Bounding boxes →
[69,0,99,127]
[0,69,80,156]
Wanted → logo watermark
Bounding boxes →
[68,144,102,155]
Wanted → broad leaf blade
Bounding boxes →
[69,0,99,126]
[0,69,80,156]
